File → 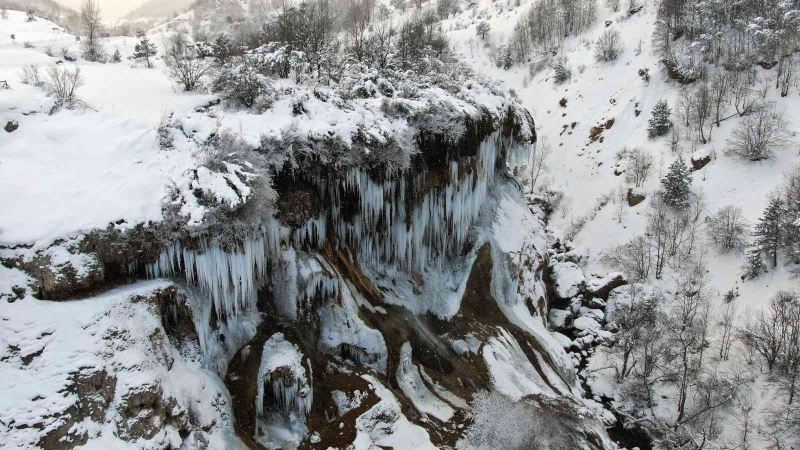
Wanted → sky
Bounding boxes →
[52,0,154,21]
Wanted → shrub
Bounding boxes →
[727,106,788,161]
[595,29,622,62]
[42,65,84,110]
[707,206,748,252]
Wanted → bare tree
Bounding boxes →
[606,284,662,382]
[692,81,713,144]
[164,34,211,91]
[739,291,797,372]
[707,206,748,252]
[719,300,737,361]
[80,0,103,62]
[666,263,710,423]
[603,235,652,281]
[727,106,789,161]
[625,148,653,188]
[526,139,551,193]
[731,70,759,117]
[709,69,730,127]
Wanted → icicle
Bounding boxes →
[256,333,313,419]
[146,217,282,320]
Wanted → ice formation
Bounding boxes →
[256,333,313,419]
[146,219,281,320]
[146,133,531,324]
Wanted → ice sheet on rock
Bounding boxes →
[317,273,387,373]
[482,328,552,401]
[395,342,456,422]
[351,375,437,450]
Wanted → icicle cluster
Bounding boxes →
[325,133,523,272]
[146,219,282,319]
[146,133,529,323]
[256,333,313,419]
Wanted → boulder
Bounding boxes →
[551,262,585,299]
[5,120,18,133]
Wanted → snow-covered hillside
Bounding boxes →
[444,0,800,447]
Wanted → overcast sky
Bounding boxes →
[52,0,154,21]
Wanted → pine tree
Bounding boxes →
[213,34,231,66]
[784,168,800,264]
[754,196,786,268]
[133,30,157,68]
[112,49,121,63]
[742,248,767,279]
[476,21,490,40]
[648,99,672,138]
[553,58,570,84]
[660,158,692,209]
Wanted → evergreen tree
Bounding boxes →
[660,158,692,209]
[133,30,157,68]
[648,99,672,138]
[26,9,36,22]
[784,167,800,264]
[742,248,768,279]
[112,49,121,63]
[213,34,231,66]
[476,21,490,40]
[754,196,786,268]
[553,58,570,83]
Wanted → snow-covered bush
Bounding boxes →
[594,29,622,62]
[133,30,157,68]
[552,57,571,84]
[458,391,569,449]
[706,206,748,252]
[19,64,41,85]
[42,65,84,110]
[213,56,274,111]
[163,34,211,91]
[726,106,788,161]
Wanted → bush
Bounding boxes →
[213,57,274,110]
[707,206,748,252]
[553,57,570,84]
[19,64,41,85]
[164,34,211,91]
[727,106,788,161]
[42,65,84,110]
[595,29,622,62]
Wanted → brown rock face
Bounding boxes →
[37,368,117,450]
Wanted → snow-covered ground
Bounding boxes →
[0,11,217,248]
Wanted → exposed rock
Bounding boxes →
[691,148,712,171]
[11,245,105,300]
[38,368,116,450]
[586,272,626,300]
[115,383,187,442]
[627,188,646,207]
[5,120,18,133]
